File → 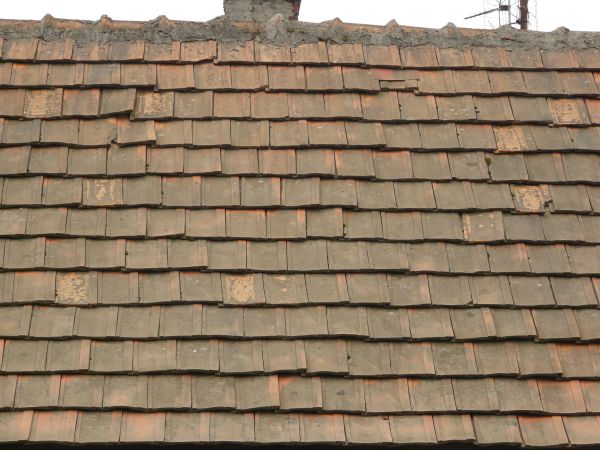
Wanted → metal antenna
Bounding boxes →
[464,0,510,28]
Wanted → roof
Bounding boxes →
[0,10,599,448]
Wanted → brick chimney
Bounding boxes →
[223,0,301,21]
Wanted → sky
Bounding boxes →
[0,0,598,32]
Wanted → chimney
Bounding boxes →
[223,0,301,22]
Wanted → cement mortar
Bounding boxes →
[223,0,299,22]
[1,13,600,49]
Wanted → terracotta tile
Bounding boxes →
[59,88,100,117]
[488,70,526,94]
[250,92,288,119]
[345,121,385,147]
[305,66,343,91]
[108,40,145,61]
[214,92,250,118]
[180,41,217,62]
[3,38,39,60]
[73,42,109,61]
[473,96,513,122]
[14,374,60,408]
[138,272,181,304]
[246,310,286,338]
[268,66,305,90]
[581,379,600,412]
[148,374,192,409]
[255,43,291,63]
[364,45,401,67]
[548,97,591,124]
[12,271,56,303]
[342,67,380,91]
[83,63,121,86]
[3,237,46,269]
[409,378,456,411]
[291,42,329,64]
[120,412,165,442]
[433,415,475,443]
[132,91,174,120]
[437,47,474,67]
[299,413,345,443]
[551,184,592,213]
[59,374,103,407]
[327,43,364,64]
[193,120,231,147]
[559,71,598,95]
[285,306,327,336]
[210,411,255,442]
[453,378,499,412]
[2,119,41,145]
[159,304,201,337]
[519,416,568,447]
[436,95,476,121]
[29,304,76,337]
[157,64,195,90]
[563,416,600,446]
[389,415,436,445]
[74,307,118,337]
[408,308,453,340]
[0,411,33,442]
[10,63,48,86]
[390,342,434,375]
[77,117,117,146]
[522,70,562,95]
[420,123,459,149]
[220,273,264,305]
[75,411,122,444]
[177,340,219,371]
[233,65,273,90]
[382,123,421,148]
[397,91,436,120]
[382,211,423,240]
[48,63,84,87]
[417,70,455,95]
[29,411,77,443]
[0,89,25,116]
[231,120,269,147]
[255,413,300,444]
[235,376,279,410]
[361,91,400,120]
[305,339,348,374]
[116,117,156,145]
[27,146,68,175]
[511,184,551,213]
[2,339,48,372]
[121,63,156,86]
[144,42,181,62]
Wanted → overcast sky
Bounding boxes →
[1,0,597,32]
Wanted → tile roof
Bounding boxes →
[0,13,599,448]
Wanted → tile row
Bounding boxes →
[2,207,599,244]
[2,303,599,342]
[2,177,599,215]
[0,116,599,151]
[2,145,600,184]
[1,86,599,127]
[2,409,598,447]
[0,237,599,274]
[1,58,599,99]
[2,271,598,308]
[2,37,600,69]
[1,338,597,378]
[1,373,599,415]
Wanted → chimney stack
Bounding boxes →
[223,0,301,22]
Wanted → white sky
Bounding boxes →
[0,0,598,32]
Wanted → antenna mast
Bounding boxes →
[517,0,529,29]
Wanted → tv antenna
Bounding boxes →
[465,0,532,30]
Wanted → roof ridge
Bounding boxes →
[0,14,599,49]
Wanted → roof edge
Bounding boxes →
[0,14,599,49]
